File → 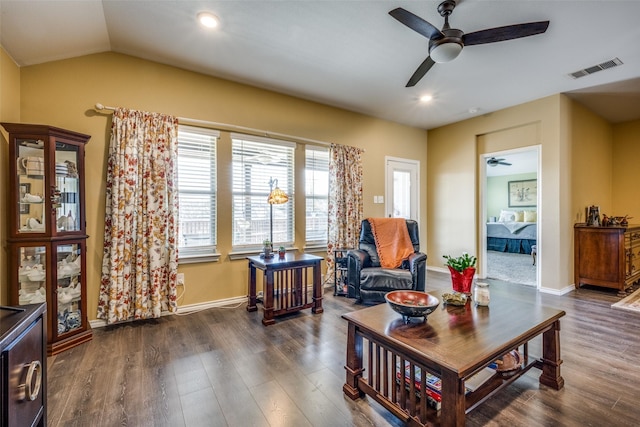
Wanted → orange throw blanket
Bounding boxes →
[368,218,415,268]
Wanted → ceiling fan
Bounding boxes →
[389,0,550,87]
[487,157,512,167]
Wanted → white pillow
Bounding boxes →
[524,211,537,222]
[498,210,516,222]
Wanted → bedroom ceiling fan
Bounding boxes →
[487,157,512,167]
[389,0,550,87]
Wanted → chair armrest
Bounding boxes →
[407,251,427,292]
[347,249,369,299]
[407,251,427,272]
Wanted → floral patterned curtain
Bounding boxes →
[97,108,179,324]
[326,143,364,283]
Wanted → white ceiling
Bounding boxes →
[2,0,640,130]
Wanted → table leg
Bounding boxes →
[539,320,564,390]
[262,269,275,326]
[343,322,364,399]
[312,260,324,314]
[247,262,257,312]
[440,370,466,427]
[294,267,303,307]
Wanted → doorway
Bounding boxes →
[480,148,539,287]
[385,157,420,220]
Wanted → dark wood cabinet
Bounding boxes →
[2,123,92,355]
[0,304,47,427]
[574,224,640,295]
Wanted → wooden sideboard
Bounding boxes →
[0,303,47,426]
[574,224,640,295]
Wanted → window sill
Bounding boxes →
[178,252,221,264]
[228,249,263,261]
[303,244,328,253]
[228,246,301,261]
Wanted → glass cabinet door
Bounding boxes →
[17,245,47,305]
[56,243,83,336]
[54,141,81,233]
[16,138,46,235]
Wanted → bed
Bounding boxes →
[487,221,536,254]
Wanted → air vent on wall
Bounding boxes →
[569,58,623,79]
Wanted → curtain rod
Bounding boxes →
[94,103,332,147]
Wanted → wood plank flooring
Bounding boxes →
[47,271,640,426]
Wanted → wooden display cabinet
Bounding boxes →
[574,224,640,296]
[2,123,92,355]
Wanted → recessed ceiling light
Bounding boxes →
[468,107,480,114]
[419,95,433,103]
[198,11,220,29]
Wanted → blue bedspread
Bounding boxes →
[487,222,536,254]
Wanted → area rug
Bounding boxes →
[611,287,640,313]
[486,250,536,286]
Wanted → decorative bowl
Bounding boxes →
[385,290,440,324]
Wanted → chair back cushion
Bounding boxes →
[359,219,420,267]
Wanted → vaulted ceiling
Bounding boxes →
[2,1,640,129]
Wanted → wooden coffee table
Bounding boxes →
[342,295,565,427]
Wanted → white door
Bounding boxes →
[385,157,419,220]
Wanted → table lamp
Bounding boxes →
[264,177,288,258]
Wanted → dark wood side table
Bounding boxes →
[333,248,352,296]
[247,253,323,325]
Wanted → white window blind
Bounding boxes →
[177,125,218,260]
[305,147,329,245]
[231,134,295,248]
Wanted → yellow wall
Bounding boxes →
[0,47,21,305]
[570,100,613,222]
[612,119,640,218]
[14,52,427,320]
[427,94,575,293]
[0,48,20,122]
[427,94,634,293]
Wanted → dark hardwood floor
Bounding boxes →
[47,271,640,426]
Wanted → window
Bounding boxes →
[231,134,295,249]
[305,147,329,246]
[177,125,218,261]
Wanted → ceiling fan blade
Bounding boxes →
[406,56,436,87]
[463,21,549,46]
[389,8,444,41]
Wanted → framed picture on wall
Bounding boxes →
[508,179,537,207]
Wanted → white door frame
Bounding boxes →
[385,156,420,221]
[479,146,541,288]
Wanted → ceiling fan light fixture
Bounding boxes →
[430,41,462,63]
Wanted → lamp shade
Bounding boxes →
[268,187,289,205]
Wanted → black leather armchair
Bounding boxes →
[346,219,427,304]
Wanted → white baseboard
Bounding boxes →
[539,284,575,296]
[89,295,248,329]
